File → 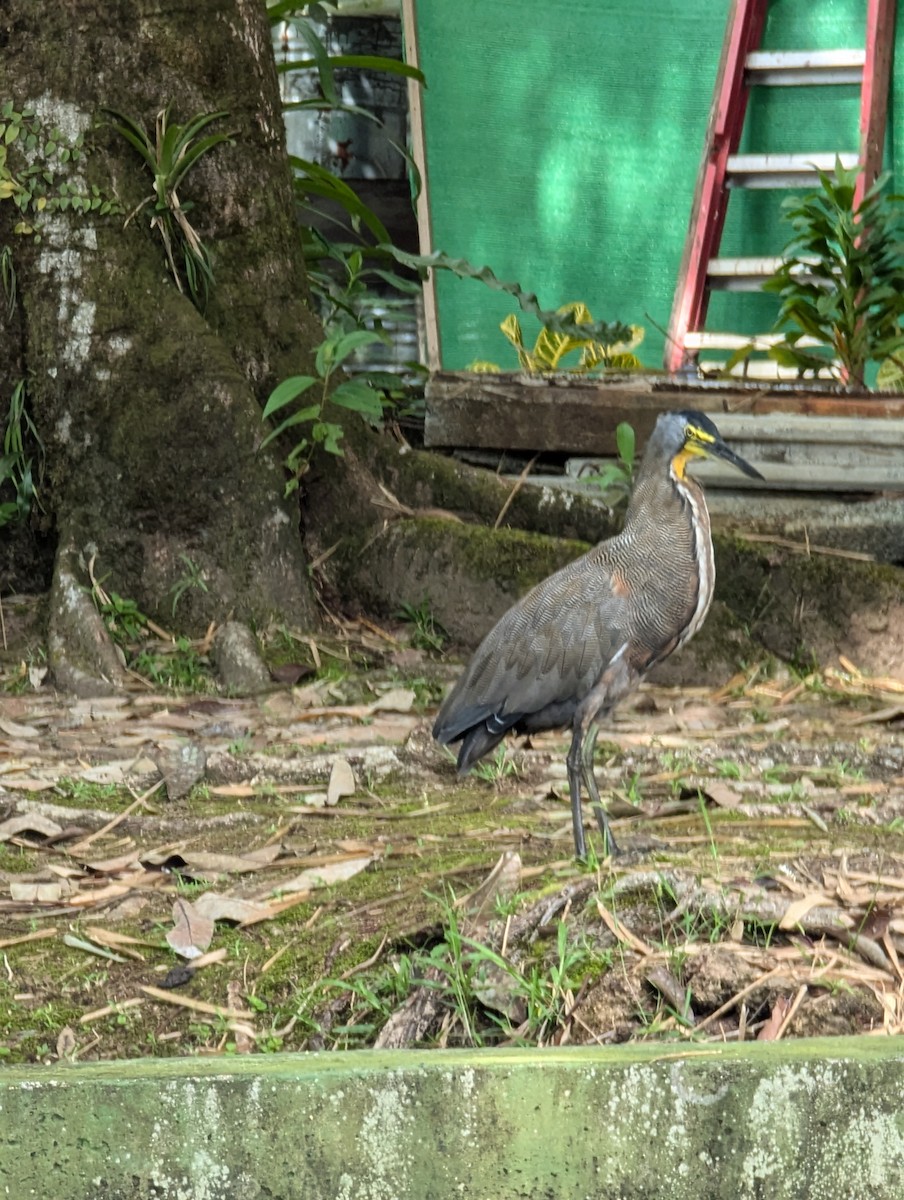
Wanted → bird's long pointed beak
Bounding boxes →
[708,437,764,481]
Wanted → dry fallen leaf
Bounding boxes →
[0,717,41,739]
[168,848,281,878]
[0,813,64,842]
[10,880,66,903]
[84,852,142,875]
[28,666,48,690]
[369,687,416,714]
[0,778,57,792]
[327,758,356,806]
[192,893,272,925]
[778,893,833,931]
[62,933,128,962]
[79,762,133,785]
[56,1026,77,1060]
[273,853,373,895]
[758,994,793,1041]
[702,781,742,809]
[166,898,215,959]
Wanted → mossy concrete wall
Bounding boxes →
[2,1039,904,1198]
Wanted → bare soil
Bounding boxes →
[1,616,904,1063]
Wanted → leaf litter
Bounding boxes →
[0,647,903,1059]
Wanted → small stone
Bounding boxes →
[212,620,272,694]
[153,740,207,800]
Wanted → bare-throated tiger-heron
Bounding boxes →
[432,410,763,860]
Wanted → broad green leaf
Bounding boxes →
[722,343,756,375]
[261,375,317,419]
[330,329,387,367]
[290,157,390,243]
[313,421,345,456]
[615,422,635,468]
[876,351,904,392]
[259,404,321,451]
[277,54,424,83]
[330,380,384,419]
[294,21,338,107]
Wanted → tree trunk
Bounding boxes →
[1,0,321,692]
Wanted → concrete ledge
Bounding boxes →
[3,1038,904,1198]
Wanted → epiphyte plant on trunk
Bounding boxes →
[103,106,235,312]
[0,100,119,239]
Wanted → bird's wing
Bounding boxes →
[434,552,628,741]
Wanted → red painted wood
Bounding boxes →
[667,0,896,375]
[854,0,896,207]
[666,0,768,372]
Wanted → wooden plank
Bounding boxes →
[425,375,670,453]
[745,49,865,87]
[693,458,901,491]
[684,331,824,349]
[564,460,897,494]
[710,412,904,447]
[423,372,904,455]
[558,412,904,493]
[567,444,903,491]
[401,0,440,371]
[726,152,859,188]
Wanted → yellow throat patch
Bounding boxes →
[672,425,716,480]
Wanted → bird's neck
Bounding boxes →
[623,452,708,535]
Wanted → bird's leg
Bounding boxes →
[565,724,588,861]
[581,721,619,857]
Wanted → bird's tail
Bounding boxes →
[455,722,507,774]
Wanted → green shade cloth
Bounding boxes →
[414,0,901,369]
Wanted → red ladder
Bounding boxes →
[665,0,897,375]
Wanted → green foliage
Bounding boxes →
[472,745,521,784]
[131,638,214,691]
[169,554,209,617]
[876,349,904,392]
[579,420,636,499]
[95,588,151,643]
[473,303,644,374]
[751,159,904,388]
[0,101,119,241]
[322,898,604,1049]
[304,235,422,338]
[273,13,637,377]
[387,246,637,348]
[396,598,447,654]
[272,6,425,348]
[103,105,234,312]
[261,328,388,492]
[91,578,214,691]
[0,380,42,528]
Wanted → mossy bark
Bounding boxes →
[308,414,904,681]
[1,0,320,690]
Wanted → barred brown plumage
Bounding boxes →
[432,410,763,861]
